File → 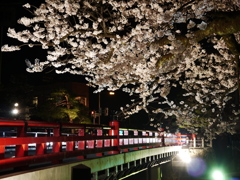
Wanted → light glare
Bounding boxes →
[179,150,191,163]
[12,108,19,115]
[109,91,115,95]
[212,170,224,180]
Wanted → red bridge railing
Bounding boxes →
[0,119,183,171]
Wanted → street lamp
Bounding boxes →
[98,92,101,124]
[12,108,19,115]
[12,103,19,119]
[96,91,115,124]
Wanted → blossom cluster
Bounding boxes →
[2,0,240,138]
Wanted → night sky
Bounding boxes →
[0,0,44,84]
[0,0,137,126]
[1,2,240,179]
[0,0,91,85]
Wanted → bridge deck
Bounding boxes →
[0,146,181,180]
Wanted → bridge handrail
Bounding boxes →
[0,119,183,171]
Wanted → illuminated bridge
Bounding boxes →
[0,119,198,180]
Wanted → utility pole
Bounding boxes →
[98,92,101,124]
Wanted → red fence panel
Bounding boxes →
[0,118,184,171]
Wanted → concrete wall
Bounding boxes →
[0,146,181,180]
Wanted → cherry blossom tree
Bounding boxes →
[2,0,240,138]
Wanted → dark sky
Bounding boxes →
[0,0,131,105]
[0,0,147,127]
[0,0,92,87]
[0,0,43,84]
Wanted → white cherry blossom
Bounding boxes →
[1,0,240,138]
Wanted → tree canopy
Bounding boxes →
[33,88,91,124]
[2,0,240,138]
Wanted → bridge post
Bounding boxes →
[15,125,28,157]
[202,137,204,148]
[161,162,173,180]
[15,124,28,170]
[77,128,86,159]
[52,125,62,164]
[92,172,98,180]
[66,127,75,152]
[66,141,74,151]
[36,141,46,155]
[105,168,110,176]
[147,165,163,180]
[95,129,103,157]
[0,145,4,159]
[193,134,196,147]
[108,120,120,154]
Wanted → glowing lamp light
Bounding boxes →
[109,91,115,95]
[178,150,191,163]
[12,108,19,115]
[212,170,224,180]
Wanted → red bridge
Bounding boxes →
[0,119,194,180]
